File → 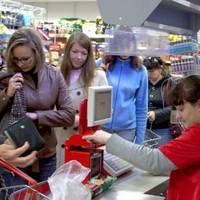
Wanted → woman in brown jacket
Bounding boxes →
[0,27,75,186]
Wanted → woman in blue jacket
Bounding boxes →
[102,55,148,144]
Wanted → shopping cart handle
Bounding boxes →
[0,158,37,185]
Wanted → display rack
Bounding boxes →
[36,17,110,65]
[0,0,46,68]
[169,38,200,76]
[0,0,46,20]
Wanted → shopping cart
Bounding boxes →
[0,158,51,200]
[143,129,161,148]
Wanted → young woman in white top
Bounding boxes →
[56,32,108,167]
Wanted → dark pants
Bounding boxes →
[1,155,56,194]
[28,155,56,182]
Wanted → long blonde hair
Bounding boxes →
[60,32,96,88]
[6,27,45,73]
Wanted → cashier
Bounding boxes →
[83,75,200,200]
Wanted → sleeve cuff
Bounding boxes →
[106,134,123,153]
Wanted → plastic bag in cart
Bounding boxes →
[47,160,92,200]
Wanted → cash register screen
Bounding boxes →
[87,86,112,127]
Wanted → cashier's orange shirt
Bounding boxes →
[159,123,200,200]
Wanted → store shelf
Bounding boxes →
[49,33,111,39]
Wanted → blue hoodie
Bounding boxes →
[103,57,148,144]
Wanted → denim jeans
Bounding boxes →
[102,127,136,142]
[28,154,56,182]
[1,170,26,195]
[1,154,56,194]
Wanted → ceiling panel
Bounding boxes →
[97,0,200,35]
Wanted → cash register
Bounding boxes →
[64,86,133,182]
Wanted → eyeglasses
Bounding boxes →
[13,56,32,64]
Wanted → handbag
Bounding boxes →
[3,116,45,156]
[3,89,45,156]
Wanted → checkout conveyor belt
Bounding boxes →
[95,168,168,200]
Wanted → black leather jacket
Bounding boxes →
[147,75,171,129]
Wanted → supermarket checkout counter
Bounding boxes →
[65,95,168,199]
[95,168,168,200]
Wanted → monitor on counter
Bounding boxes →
[87,86,112,127]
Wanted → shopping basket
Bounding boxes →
[143,129,161,148]
[0,158,51,200]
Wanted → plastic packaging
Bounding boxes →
[104,26,169,56]
[48,160,92,200]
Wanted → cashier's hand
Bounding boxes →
[82,130,112,144]
[0,141,37,168]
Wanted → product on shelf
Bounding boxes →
[92,42,105,59]
[96,17,107,35]
[0,24,13,67]
[82,21,96,37]
[48,43,65,67]
[0,0,46,29]
[169,36,200,76]
[169,39,198,55]
[60,18,84,34]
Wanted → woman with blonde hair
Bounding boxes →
[56,32,108,167]
[0,27,75,187]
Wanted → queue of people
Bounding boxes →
[0,26,199,200]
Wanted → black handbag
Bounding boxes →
[3,88,44,156]
[3,116,45,156]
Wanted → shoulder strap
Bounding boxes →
[9,89,26,125]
